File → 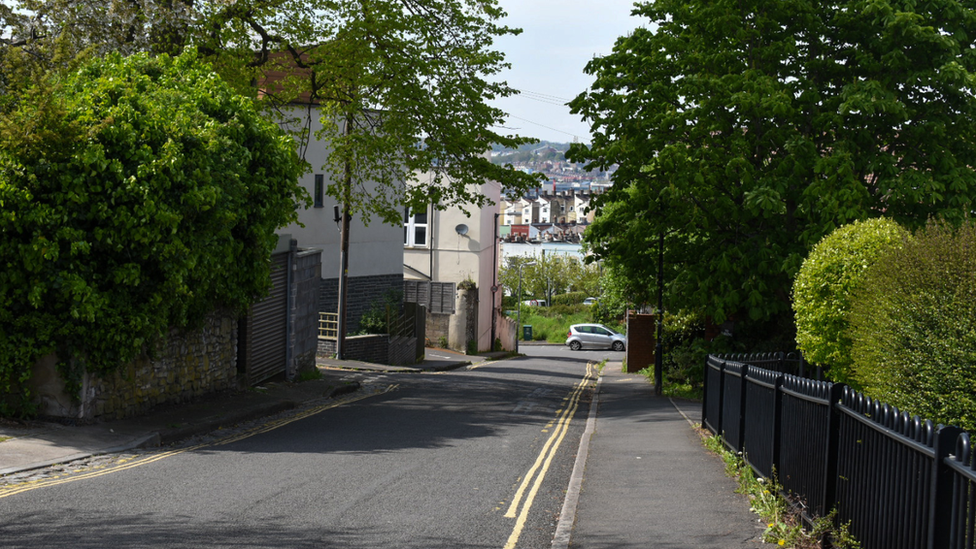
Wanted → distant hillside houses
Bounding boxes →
[500,181,610,243]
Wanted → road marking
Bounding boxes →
[551,372,603,549]
[502,363,595,549]
[0,385,398,500]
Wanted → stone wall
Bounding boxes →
[31,312,239,420]
[319,273,404,334]
[426,313,450,347]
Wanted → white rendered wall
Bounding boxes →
[275,107,403,278]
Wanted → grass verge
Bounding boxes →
[698,428,859,549]
[636,366,703,400]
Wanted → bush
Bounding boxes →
[792,218,909,385]
[850,220,976,431]
[552,291,588,306]
[356,289,403,335]
[0,51,306,416]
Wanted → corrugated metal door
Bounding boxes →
[241,252,289,385]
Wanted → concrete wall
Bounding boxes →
[290,249,322,378]
[497,314,517,352]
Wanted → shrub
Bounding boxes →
[792,218,909,386]
[552,291,588,306]
[357,289,403,335]
[850,220,976,431]
[0,51,306,416]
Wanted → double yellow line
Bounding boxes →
[0,384,397,500]
[503,363,596,549]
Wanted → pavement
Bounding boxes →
[563,362,764,548]
[0,346,763,547]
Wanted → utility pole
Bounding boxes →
[654,230,664,396]
[336,113,353,360]
[491,213,499,351]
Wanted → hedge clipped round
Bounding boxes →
[850,220,976,431]
[0,50,307,416]
[792,218,908,386]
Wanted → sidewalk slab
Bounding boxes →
[569,366,764,548]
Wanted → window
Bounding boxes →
[314,174,324,208]
[404,206,428,247]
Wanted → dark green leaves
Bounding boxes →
[0,51,306,415]
[569,0,976,325]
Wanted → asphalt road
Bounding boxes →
[0,345,623,549]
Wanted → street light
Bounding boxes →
[516,261,536,355]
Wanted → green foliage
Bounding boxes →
[0,51,306,416]
[552,291,587,306]
[4,0,543,226]
[356,289,403,335]
[701,433,860,549]
[569,0,976,333]
[499,254,597,306]
[850,220,976,431]
[793,218,909,385]
[699,430,861,549]
[513,307,608,343]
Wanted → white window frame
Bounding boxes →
[404,206,429,248]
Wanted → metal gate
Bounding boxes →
[238,252,289,385]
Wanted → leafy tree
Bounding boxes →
[568,0,976,328]
[498,256,536,302]
[0,51,306,415]
[524,254,582,305]
[793,218,909,385]
[3,0,542,224]
[849,220,976,430]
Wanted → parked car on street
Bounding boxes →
[582,297,598,306]
[565,323,626,351]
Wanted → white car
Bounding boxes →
[565,323,626,351]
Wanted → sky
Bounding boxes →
[491,0,648,145]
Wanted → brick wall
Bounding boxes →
[317,335,383,363]
[319,273,404,334]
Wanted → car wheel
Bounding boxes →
[570,341,582,351]
[612,341,625,352]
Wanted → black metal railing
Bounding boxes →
[702,353,974,549]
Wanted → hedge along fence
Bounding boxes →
[703,354,976,549]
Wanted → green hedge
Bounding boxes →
[0,51,306,416]
[793,218,908,385]
[850,220,976,431]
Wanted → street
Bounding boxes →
[0,346,623,549]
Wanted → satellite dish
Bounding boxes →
[455,224,469,236]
